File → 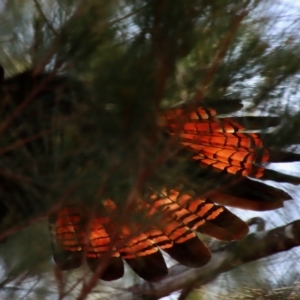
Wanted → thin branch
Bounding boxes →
[0,129,51,155]
[193,6,249,103]
[32,0,59,36]
[111,4,147,26]
[113,219,300,299]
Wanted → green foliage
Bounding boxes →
[0,0,300,299]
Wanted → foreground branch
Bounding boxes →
[114,219,300,299]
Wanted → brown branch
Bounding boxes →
[32,0,59,36]
[111,5,147,26]
[33,0,85,74]
[112,219,300,299]
[192,7,249,103]
[0,129,51,155]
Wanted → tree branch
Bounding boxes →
[114,219,300,299]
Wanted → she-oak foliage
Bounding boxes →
[0,0,300,299]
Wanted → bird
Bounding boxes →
[1,68,300,282]
[49,97,300,281]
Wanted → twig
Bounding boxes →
[32,0,59,36]
[113,219,300,299]
[193,7,249,103]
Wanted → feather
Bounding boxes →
[49,100,300,281]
